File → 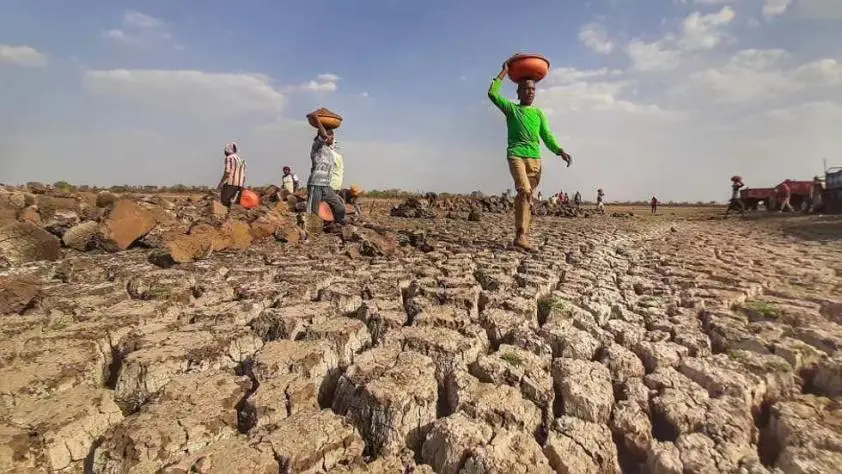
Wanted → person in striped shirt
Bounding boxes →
[217,142,246,208]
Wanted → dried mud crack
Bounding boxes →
[2,190,842,473]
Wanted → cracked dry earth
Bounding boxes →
[3,211,842,474]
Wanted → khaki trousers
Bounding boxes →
[507,157,542,235]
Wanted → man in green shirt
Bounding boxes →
[488,61,573,252]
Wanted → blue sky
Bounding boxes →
[2,0,841,201]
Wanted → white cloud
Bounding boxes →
[625,40,681,71]
[290,73,341,92]
[103,10,178,49]
[763,0,792,19]
[681,52,842,103]
[679,6,736,51]
[625,6,736,72]
[84,69,287,119]
[123,10,164,30]
[547,67,623,84]
[0,44,47,67]
[579,23,615,54]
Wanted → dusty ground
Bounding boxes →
[2,190,842,473]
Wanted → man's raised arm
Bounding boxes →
[487,63,513,114]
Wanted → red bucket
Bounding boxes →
[240,189,260,209]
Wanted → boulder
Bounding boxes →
[220,219,252,250]
[0,274,41,314]
[97,199,156,251]
[62,221,99,251]
[0,221,61,265]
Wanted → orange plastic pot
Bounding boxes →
[239,189,260,209]
[308,107,343,130]
[318,201,334,221]
[507,53,551,83]
[318,202,355,222]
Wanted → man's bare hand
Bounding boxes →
[559,150,573,167]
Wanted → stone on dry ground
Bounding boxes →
[3,191,842,473]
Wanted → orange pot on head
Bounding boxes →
[240,189,260,209]
[308,115,342,130]
[308,107,343,130]
[507,53,551,83]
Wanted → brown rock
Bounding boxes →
[150,232,214,267]
[62,221,99,251]
[276,226,303,243]
[0,274,41,314]
[43,209,80,236]
[0,221,61,265]
[249,214,286,240]
[208,200,228,219]
[95,191,120,208]
[97,199,156,251]
[8,192,27,209]
[220,219,252,250]
[355,227,398,257]
[190,223,229,251]
[17,206,42,225]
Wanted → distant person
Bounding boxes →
[549,194,558,206]
[777,181,794,213]
[596,189,605,213]
[488,61,573,252]
[651,196,658,215]
[338,185,364,216]
[281,166,300,194]
[725,177,745,216]
[217,142,246,208]
[305,112,346,224]
[563,192,569,205]
[573,191,582,208]
[809,176,824,213]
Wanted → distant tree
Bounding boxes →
[53,180,72,191]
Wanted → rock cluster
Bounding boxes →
[390,195,588,220]
[2,184,842,473]
[0,186,322,270]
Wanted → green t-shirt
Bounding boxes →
[487,78,562,159]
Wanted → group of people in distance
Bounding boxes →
[215,112,363,226]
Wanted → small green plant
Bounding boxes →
[727,348,749,361]
[145,285,171,299]
[500,352,524,366]
[742,300,779,320]
[537,296,555,317]
[765,359,792,373]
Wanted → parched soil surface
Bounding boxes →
[3,203,842,473]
